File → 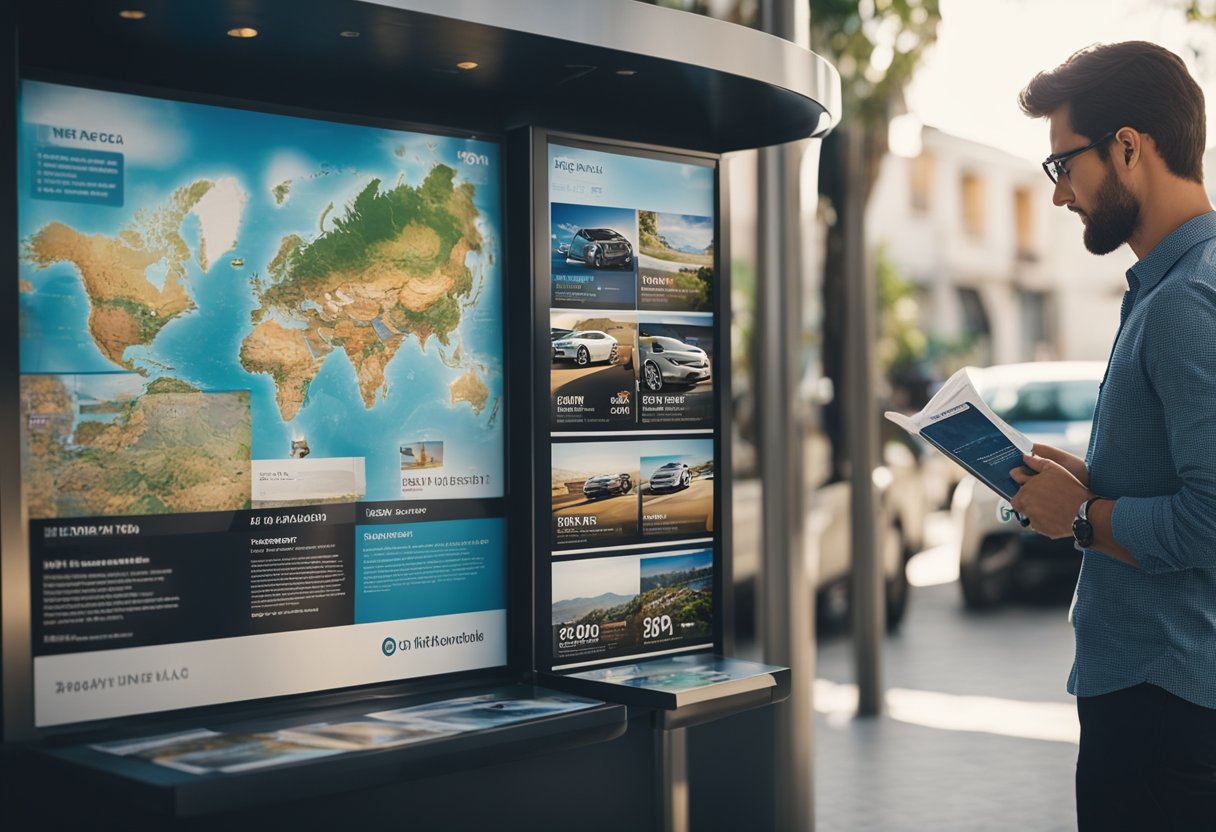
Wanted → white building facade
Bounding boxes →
[866,126,1134,368]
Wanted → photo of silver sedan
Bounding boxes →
[639,335,710,391]
[552,330,619,366]
[648,461,692,493]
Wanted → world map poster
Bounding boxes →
[17,81,508,727]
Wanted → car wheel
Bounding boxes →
[643,360,663,391]
[576,346,590,366]
[815,521,908,635]
[608,344,618,364]
[815,580,851,635]
[680,470,691,489]
[885,565,910,631]
[960,535,1018,609]
[594,250,604,268]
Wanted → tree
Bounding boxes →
[810,0,941,480]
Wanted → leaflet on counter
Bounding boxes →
[884,366,1032,501]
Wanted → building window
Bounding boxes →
[961,171,984,238]
[957,286,992,365]
[1014,187,1036,260]
[910,151,934,213]
[1019,289,1056,360]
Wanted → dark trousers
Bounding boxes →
[1077,683,1216,831]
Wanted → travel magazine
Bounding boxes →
[884,366,1032,502]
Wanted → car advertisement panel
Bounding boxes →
[636,314,715,428]
[18,81,508,726]
[551,548,713,666]
[640,439,714,539]
[551,437,714,552]
[551,440,641,550]
[548,144,715,316]
[550,310,637,428]
[550,204,638,309]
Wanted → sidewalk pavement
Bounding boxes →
[813,577,1079,832]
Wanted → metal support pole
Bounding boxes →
[658,726,689,832]
[758,132,815,832]
[842,126,884,716]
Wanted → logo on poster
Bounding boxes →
[553,156,604,176]
[457,150,489,166]
[382,636,397,656]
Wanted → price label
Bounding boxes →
[643,615,673,639]
[558,623,601,642]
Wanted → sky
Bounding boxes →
[904,0,1216,161]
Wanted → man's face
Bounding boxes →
[1047,107,1140,255]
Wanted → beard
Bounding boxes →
[1081,167,1141,255]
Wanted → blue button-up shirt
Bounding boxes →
[1076,210,1216,708]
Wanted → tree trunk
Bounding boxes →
[818,123,888,483]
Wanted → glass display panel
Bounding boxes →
[17,81,507,726]
[544,140,718,670]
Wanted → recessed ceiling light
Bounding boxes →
[339,30,360,38]
[227,27,259,39]
[118,10,146,19]
[615,69,637,76]
[456,61,479,70]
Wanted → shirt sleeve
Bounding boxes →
[1111,276,1216,573]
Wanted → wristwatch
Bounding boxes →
[1072,497,1100,551]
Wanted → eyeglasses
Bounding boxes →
[1042,132,1116,184]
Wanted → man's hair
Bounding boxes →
[1019,41,1205,183]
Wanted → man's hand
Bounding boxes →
[1030,442,1090,487]
[1009,453,1091,539]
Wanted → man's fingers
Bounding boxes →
[1021,453,1051,472]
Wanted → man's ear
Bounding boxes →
[1115,126,1141,168]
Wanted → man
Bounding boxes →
[1012,41,1216,831]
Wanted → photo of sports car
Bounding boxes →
[648,461,691,493]
[552,331,619,366]
[639,335,710,392]
[582,472,633,500]
[562,228,634,269]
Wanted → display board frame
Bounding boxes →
[529,128,733,674]
[2,71,531,742]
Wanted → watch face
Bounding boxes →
[1072,517,1095,546]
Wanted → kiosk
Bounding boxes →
[0,2,840,829]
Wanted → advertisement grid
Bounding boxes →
[541,137,722,670]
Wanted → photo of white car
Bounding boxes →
[639,335,710,391]
[552,330,619,366]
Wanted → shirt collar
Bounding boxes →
[1127,210,1216,295]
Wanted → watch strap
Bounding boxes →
[1078,496,1100,522]
[1073,496,1101,551]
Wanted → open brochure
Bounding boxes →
[884,366,1032,501]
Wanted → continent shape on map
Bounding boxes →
[23,177,248,369]
[20,375,252,519]
[450,368,489,416]
[240,165,489,421]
